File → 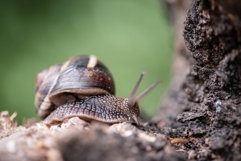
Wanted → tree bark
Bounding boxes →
[157,0,241,160]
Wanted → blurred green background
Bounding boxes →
[0,0,172,123]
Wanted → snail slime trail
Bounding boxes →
[35,55,160,125]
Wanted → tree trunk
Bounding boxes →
[157,0,241,160]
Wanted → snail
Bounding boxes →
[35,55,159,125]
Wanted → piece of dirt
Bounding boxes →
[0,113,186,161]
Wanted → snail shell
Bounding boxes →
[35,55,115,119]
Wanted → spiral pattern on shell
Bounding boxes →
[35,55,115,118]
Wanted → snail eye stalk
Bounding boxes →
[127,72,160,107]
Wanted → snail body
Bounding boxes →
[35,55,159,125]
[45,95,139,124]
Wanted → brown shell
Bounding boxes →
[35,55,115,118]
